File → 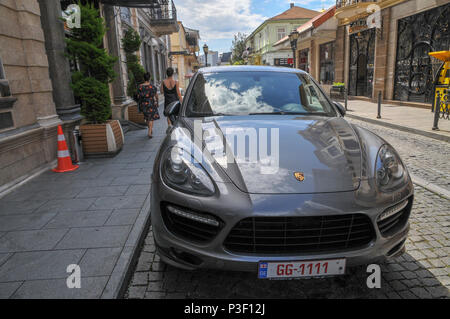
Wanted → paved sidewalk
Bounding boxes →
[345,100,450,142]
[0,106,167,299]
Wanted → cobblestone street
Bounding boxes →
[125,120,450,299]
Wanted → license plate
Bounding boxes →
[258,259,346,279]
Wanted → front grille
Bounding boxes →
[224,214,375,255]
[377,197,413,237]
[161,203,222,243]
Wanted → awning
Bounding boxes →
[100,0,160,8]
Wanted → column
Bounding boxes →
[334,25,346,84]
[373,8,391,100]
[104,5,127,105]
[37,0,81,121]
[150,44,157,83]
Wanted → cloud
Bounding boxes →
[174,0,268,42]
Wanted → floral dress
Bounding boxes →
[137,84,160,121]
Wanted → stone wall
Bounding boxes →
[0,0,61,194]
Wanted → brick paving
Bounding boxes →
[348,118,450,192]
[125,120,450,299]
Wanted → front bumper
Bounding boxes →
[151,179,414,272]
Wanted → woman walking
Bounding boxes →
[161,67,183,126]
[137,72,160,138]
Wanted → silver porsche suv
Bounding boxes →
[151,66,413,279]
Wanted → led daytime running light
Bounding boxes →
[167,205,220,227]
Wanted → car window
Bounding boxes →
[185,71,336,117]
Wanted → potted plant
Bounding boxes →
[122,28,147,125]
[66,2,123,157]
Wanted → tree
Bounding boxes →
[122,28,146,101]
[231,32,247,65]
[65,2,117,124]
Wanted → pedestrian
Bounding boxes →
[137,72,160,138]
[161,67,183,126]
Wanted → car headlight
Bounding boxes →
[161,146,215,196]
[375,144,407,192]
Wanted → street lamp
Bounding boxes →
[203,43,209,67]
[288,30,299,68]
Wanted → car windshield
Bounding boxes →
[185,71,337,117]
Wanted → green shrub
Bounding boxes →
[122,28,146,101]
[66,1,117,124]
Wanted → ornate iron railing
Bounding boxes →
[147,0,176,23]
[336,0,374,9]
[432,91,450,130]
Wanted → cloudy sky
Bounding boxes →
[174,0,335,54]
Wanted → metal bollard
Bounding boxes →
[72,128,84,163]
[432,93,441,131]
[377,91,382,119]
[344,87,348,111]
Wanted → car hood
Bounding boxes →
[186,115,362,194]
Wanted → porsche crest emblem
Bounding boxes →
[294,172,305,182]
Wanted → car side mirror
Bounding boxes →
[165,100,181,123]
[334,101,346,117]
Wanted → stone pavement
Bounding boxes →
[125,118,449,299]
[347,119,450,194]
[0,105,168,299]
[125,185,449,299]
[344,100,450,142]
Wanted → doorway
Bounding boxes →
[348,28,375,98]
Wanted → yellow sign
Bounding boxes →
[429,51,450,110]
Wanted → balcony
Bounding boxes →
[185,27,200,53]
[335,0,377,20]
[145,0,178,36]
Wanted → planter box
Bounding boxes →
[330,86,345,100]
[127,105,146,125]
[80,120,124,158]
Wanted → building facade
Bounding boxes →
[0,0,178,193]
[219,52,232,65]
[274,6,338,93]
[169,22,200,90]
[334,0,450,106]
[245,3,319,66]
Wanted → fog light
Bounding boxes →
[167,205,220,227]
[378,200,408,222]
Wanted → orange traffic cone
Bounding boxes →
[53,125,79,173]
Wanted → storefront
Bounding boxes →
[334,0,449,106]
[393,3,450,103]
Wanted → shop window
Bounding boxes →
[319,41,335,85]
[298,49,309,73]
